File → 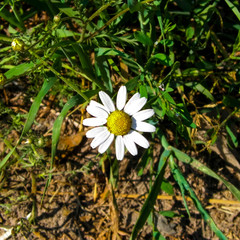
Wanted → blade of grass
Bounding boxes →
[170,155,191,217]
[85,0,155,41]
[169,159,228,240]
[11,2,25,31]
[41,94,84,204]
[0,134,20,159]
[72,43,94,73]
[158,129,240,201]
[4,61,40,80]
[225,0,240,21]
[41,90,98,203]
[22,76,57,135]
[95,58,112,92]
[168,146,240,201]
[0,76,57,170]
[0,7,25,31]
[226,124,238,147]
[130,149,170,240]
[29,51,91,101]
[185,82,215,102]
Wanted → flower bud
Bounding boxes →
[53,15,61,23]
[37,137,45,147]
[11,38,24,52]
[25,138,32,144]
[0,73,6,86]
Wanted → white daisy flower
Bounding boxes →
[83,86,156,160]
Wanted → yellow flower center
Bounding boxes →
[107,110,132,136]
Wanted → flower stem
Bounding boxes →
[29,50,90,102]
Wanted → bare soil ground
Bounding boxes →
[0,82,240,240]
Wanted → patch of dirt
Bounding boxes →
[0,84,240,240]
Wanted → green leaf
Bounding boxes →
[185,82,215,102]
[226,124,238,147]
[0,7,25,31]
[125,77,139,91]
[225,0,240,21]
[161,179,174,195]
[95,58,112,92]
[153,231,165,240]
[130,150,170,240]
[137,148,152,176]
[96,47,126,57]
[186,26,195,40]
[162,92,176,105]
[159,39,174,47]
[134,31,153,46]
[160,210,180,218]
[51,95,85,163]
[0,148,17,170]
[4,61,39,80]
[170,160,228,240]
[182,68,200,76]
[139,85,148,98]
[152,53,174,66]
[169,146,240,201]
[59,7,83,25]
[95,47,143,73]
[172,158,191,217]
[22,76,57,135]
[54,29,81,38]
[59,7,79,17]
[73,44,94,73]
[127,0,141,12]
[175,103,196,128]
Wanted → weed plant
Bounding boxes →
[0,0,240,239]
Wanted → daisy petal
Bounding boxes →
[124,94,147,115]
[99,91,115,112]
[124,92,140,113]
[116,86,127,110]
[126,97,147,115]
[132,120,156,132]
[132,109,155,121]
[86,105,109,118]
[83,117,107,127]
[90,129,110,149]
[98,133,114,154]
[123,134,138,156]
[86,126,107,138]
[115,135,124,160]
[89,100,109,113]
[128,130,149,148]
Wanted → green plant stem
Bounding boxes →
[85,0,155,41]
[11,4,25,31]
[79,1,114,42]
[31,144,40,158]
[211,108,239,144]
[0,133,20,159]
[29,51,90,102]
[61,63,105,89]
[219,108,239,128]
[29,172,37,224]
[169,158,228,240]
